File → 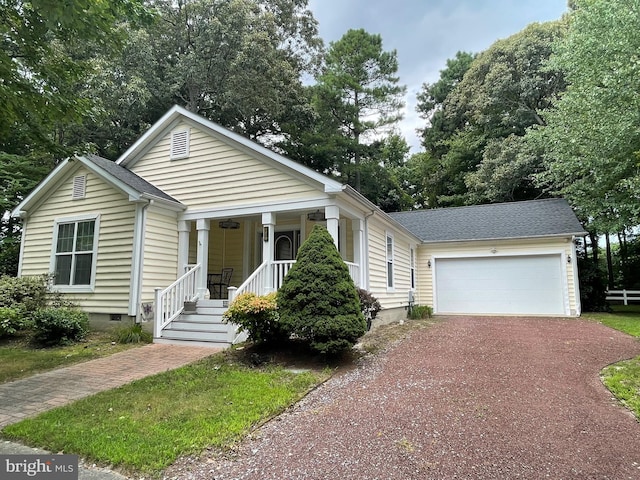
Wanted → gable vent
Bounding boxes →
[170,129,190,159]
[72,175,86,199]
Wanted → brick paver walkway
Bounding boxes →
[0,343,217,428]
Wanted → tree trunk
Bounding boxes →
[605,233,614,289]
[589,232,599,264]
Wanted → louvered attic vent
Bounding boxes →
[72,175,86,199]
[170,129,190,159]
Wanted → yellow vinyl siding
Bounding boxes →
[20,166,135,313]
[367,216,414,310]
[130,122,321,210]
[141,208,179,304]
[208,222,244,289]
[418,237,578,314]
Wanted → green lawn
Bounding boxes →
[583,305,640,337]
[0,331,140,383]
[1,353,328,475]
[584,305,640,421]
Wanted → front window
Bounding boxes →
[410,247,416,290]
[53,218,98,287]
[386,233,394,289]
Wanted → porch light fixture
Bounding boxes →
[263,226,269,242]
[218,219,240,229]
[427,260,431,268]
[307,209,326,222]
[567,255,571,264]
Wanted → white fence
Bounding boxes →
[606,289,640,305]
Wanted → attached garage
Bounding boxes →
[434,254,566,315]
[389,199,587,317]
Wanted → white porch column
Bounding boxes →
[177,220,191,275]
[352,218,364,287]
[196,218,210,299]
[325,205,340,248]
[262,212,275,293]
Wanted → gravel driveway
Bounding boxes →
[164,316,640,480]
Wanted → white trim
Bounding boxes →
[180,197,333,221]
[339,218,348,260]
[11,158,72,218]
[116,105,344,192]
[571,238,581,316]
[129,202,149,317]
[17,217,27,277]
[49,213,101,293]
[386,231,395,291]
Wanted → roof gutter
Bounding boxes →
[418,231,588,245]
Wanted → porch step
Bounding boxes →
[160,329,230,343]
[153,337,229,349]
[169,320,227,333]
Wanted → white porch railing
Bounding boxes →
[154,263,201,336]
[233,260,359,300]
[345,261,360,287]
[606,289,640,305]
[272,260,295,289]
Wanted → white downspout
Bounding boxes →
[129,200,151,321]
[571,236,581,316]
[363,210,375,291]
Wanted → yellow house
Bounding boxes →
[12,106,586,347]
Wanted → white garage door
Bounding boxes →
[435,255,565,315]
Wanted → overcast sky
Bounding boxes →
[307,0,569,153]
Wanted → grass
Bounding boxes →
[0,331,140,383]
[582,304,640,337]
[1,351,329,476]
[584,305,640,421]
[601,357,640,419]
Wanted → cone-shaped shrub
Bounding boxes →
[277,224,367,354]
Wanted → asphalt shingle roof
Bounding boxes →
[388,198,586,243]
[84,154,182,205]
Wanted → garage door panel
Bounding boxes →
[435,255,565,315]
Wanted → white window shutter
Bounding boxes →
[72,175,86,199]
[170,129,190,159]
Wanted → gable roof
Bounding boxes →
[116,105,344,194]
[82,154,181,204]
[11,154,183,218]
[388,198,587,243]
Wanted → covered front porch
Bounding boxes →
[153,205,366,345]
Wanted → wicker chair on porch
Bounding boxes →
[207,268,233,299]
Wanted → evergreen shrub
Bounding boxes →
[277,225,367,355]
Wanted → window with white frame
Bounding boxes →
[386,233,394,289]
[410,247,416,290]
[52,216,98,287]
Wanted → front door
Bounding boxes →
[275,230,300,260]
